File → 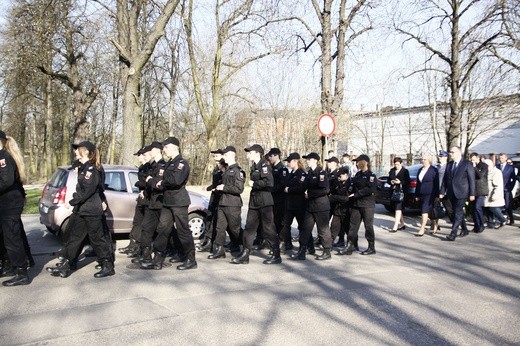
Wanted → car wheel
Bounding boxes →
[188,213,206,239]
[384,205,395,213]
[58,217,70,243]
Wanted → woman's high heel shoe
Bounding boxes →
[430,227,440,235]
[414,230,425,237]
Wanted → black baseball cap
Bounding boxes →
[72,140,96,153]
[353,154,370,162]
[266,148,281,157]
[222,146,236,153]
[244,144,264,154]
[211,148,223,154]
[284,152,301,161]
[338,167,349,175]
[0,130,6,140]
[303,152,320,160]
[325,156,339,163]
[149,141,163,150]
[162,136,180,146]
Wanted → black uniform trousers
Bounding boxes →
[242,206,279,251]
[330,212,350,242]
[300,210,333,249]
[140,208,162,248]
[0,207,27,268]
[349,207,375,244]
[129,205,146,243]
[280,208,305,244]
[273,201,285,236]
[154,206,195,259]
[215,206,241,246]
[62,215,112,261]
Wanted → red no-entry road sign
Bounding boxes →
[317,114,336,137]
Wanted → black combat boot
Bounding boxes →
[118,239,135,254]
[290,245,306,260]
[141,251,165,270]
[253,238,265,251]
[360,242,376,255]
[307,239,316,255]
[316,248,331,260]
[0,260,14,277]
[137,246,152,265]
[337,241,356,256]
[48,259,72,278]
[263,248,282,264]
[169,253,187,263]
[231,248,250,264]
[197,240,212,252]
[94,259,116,277]
[127,244,141,258]
[177,255,198,270]
[208,245,226,259]
[2,267,30,286]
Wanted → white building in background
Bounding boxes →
[343,94,520,174]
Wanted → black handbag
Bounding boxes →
[429,200,446,219]
[390,185,404,202]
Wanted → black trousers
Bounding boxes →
[349,207,375,244]
[242,206,279,251]
[280,208,305,244]
[441,197,454,223]
[140,208,161,248]
[273,201,285,236]
[63,215,112,261]
[448,197,468,238]
[300,209,332,249]
[129,205,146,243]
[330,212,350,242]
[215,206,242,246]
[154,206,194,259]
[0,209,27,268]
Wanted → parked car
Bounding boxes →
[39,165,209,240]
[375,164,435,212]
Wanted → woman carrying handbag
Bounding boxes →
[388,157,410,232]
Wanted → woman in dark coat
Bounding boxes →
[388,157,410,232]
[46,141,115,278]
[414,154,439,236]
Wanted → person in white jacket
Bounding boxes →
[483,159,506,229]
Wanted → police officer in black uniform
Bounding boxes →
[198,149,225,252]
[134,141,165,265]
[46,141,115,278]
[0,131,30,286]
[141,137,196,270]
[208,146,245,260]
[291,152,332,260]
[266,148,289,248]
[344,154,377,255]
[280,152,309,254]
[232,144,282,264]
[119,145,151,257]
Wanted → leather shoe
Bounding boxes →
[169,254,187,263]
[177,258,197,270]
[494,223,505,229]
[397,225,406,230]
[459,230,469,237]
[444,235,455,241]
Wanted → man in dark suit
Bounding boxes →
[440,146,475,241]
[497,153,516,225]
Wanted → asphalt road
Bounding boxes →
[1,206,519,345]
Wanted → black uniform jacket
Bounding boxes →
[249,158,274,209]
[0,148,25,212]
[271,161,289,205]
[305,166,330,212]
[350,170,377,208]
[329,178,351,216]
[69,161,103,217]
[160,155,190,207]
[206,167,223,209]
[134,162,151,207]
[147,158,166,210]
[220,163,245,207]
[285,168,307,211]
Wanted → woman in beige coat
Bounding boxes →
[483,159,506,229]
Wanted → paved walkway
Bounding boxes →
[1,207,519,345]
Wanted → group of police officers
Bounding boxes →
[118,139,379,270]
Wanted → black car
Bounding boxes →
[375,164,429,212]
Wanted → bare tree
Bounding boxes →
[395,0,502,148]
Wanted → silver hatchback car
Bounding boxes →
[39,165,209,239]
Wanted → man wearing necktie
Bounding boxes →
[496,153,516,225]
[440,146,476,241]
